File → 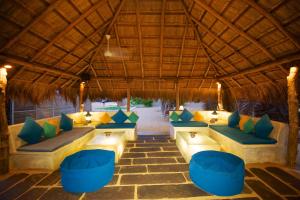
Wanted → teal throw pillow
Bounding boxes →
[60,113,73,131]
[18,117,43,144]
[255,114,273,139]
[179,109,193,122]
[170,112,180,122]
[43,122,56,138]
[128,112,139,123]
[228,111,240,128]
[112,109,128,123]
[243,118,254,134]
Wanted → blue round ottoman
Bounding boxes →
[189,150,244,196]
[60,149,115,193]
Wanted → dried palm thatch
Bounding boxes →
[0,0,299,106]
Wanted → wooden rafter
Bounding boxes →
[114,24,127,77]
[55,64,89,87]
[90,65,103,92]
[160,0,166,78]
[0,0,61,52]
[0,54,79,79]
[30,0,108,62]
[135,0,145,91]
[219,52,300,79]
[243,0,300,49]
[90,0,125,64]
[93,76,215,81]
[194,0,288,74]
[187,46,200,87]
[176,20,188,78]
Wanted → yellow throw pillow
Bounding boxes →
[194,111,204,122]
[239,115,250,131]
[100,112,112,124]
[47,118,60,134]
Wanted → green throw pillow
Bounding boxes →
[243,118,254,134]
[60,113,73,131]
[128,112,139,123]
[18,117,43,144]
[255,114,273,139]
[43,122,56,138]
[170,112,180,122]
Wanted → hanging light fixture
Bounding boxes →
[104,35,112,57]
[0,64,12,94]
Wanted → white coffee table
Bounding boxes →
[84,131,126,163]
[176,131,220,163]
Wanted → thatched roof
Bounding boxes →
[0,0,299,105]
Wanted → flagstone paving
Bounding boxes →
[1,135,300,200]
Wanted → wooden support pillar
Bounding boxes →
[127,88,131,112]
[0,67,9,174]
[287,66,299,168]
[217,82,224,110]
[176,82,180,111]
[79,82,85,112]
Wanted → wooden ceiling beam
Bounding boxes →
[0,0,61,52]
[187,46,200,87]
[194,0,288,74]
[90,65,103,92]
[219,52,300,79]
[0,54,79,79]
[30,0,108,62]
[135,0,145,91]
[114,24,127,77]
[176,21,188,78]
[181,0,223,78]
[243,0,300,49]
[90,0,125,64]
[93,76,215,81]
[159,0,166,79]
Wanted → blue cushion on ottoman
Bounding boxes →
[190,150,244,196]
[60,149,115,193]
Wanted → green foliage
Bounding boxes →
[131,97,153,107]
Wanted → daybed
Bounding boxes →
[170,110,289,164]
[8,117,95,170]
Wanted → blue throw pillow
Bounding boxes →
[228,111,240,128]
[179,109,193,122]
[112,110,128,123]
[18,117,43,144]
[60,113,73,131]
[255,114,273,139]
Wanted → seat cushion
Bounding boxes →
[111,110,128,123]
[18,127,94,152]
[18,117,43,144]
[210,125,277,145]
[96,123,136,129]
[171,121,208,127]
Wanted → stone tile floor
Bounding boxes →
[1,135,300,200]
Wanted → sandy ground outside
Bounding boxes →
[134,107,170,135]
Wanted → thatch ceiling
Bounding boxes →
[0,0,299,104]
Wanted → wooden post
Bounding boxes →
[176,82,180,111]
[217,82,224,110]
[287,66,299,168]
[0,67,9,174]
[127,88,131,112]
[79,82,85,112]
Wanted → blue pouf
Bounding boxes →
[60,149,115,193]
[189,150,244,196]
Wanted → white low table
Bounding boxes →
[84,131,126,163]
[176,131,220,163]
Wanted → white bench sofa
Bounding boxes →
[8,117,95,170]
[8,111,138,170]
[68,111,137,141]
[170,110,289,164]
